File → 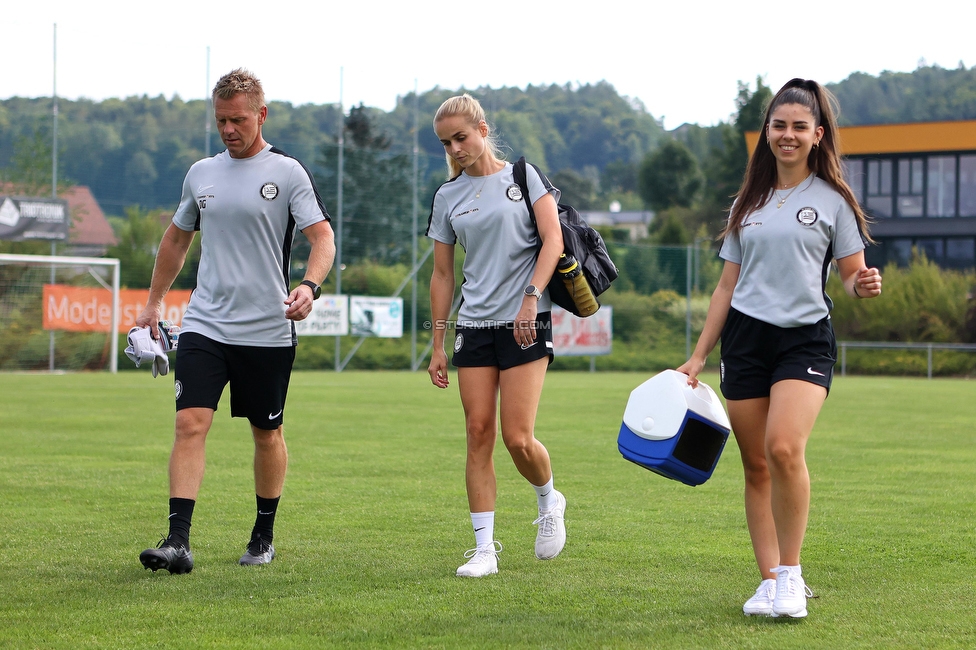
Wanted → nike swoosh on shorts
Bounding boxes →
[806,367,826,377]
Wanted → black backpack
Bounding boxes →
[513,157,618,317]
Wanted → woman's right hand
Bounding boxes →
[675,356,706,388]
[428,348,450,389]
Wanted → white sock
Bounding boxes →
[470,511,494,548]
[532,477,556,511]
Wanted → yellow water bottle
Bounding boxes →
[557,254,599,317]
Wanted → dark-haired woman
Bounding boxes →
[426,93,567,577]
[678,79,882,618]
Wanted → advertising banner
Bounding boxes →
[350,296,403,338]
[42,285,192,333]
[0,196,70,241]
[552,306,613,356]
[294,294,349,336]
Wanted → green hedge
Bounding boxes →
[94,253,976,378]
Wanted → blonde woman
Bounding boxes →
[426,94,566,577]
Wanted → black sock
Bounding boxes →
[167,497,195,548]
[251,495,280,543]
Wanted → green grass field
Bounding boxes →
[1,371,973,649]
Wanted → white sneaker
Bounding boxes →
[533,490,566,560]
[771,565,813,618]
[456,541,502,577]
[742,578,776,616]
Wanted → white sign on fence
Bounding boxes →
[350,296,403,338]
[551,306,613,356]
[294,294,349,336]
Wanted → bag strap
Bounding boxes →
[512,156,536,226]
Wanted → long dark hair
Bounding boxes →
[722,78,871,242]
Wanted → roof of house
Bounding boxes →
[62,186,117,247]
[581,210,655,227]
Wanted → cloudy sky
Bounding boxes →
[3,0,972,130]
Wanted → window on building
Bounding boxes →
[946,238,975,269]
[897,158,924,217]
[889,238,913,266]
[959,155,976,217]
[843,158,864,204]
[927,156,956,217]
[864,243,886,270]
[916,238,945,264]
[866,159,892,217]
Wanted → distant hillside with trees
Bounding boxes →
[2,63,975,229]
[829,63,976,125]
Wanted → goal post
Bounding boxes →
[0,254,121,373]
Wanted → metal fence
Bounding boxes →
[838,341,976,379]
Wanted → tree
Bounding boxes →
[550,168,596,209]
[2,127,59,197]
[734,76,772,134]
[600,160,638,195]
[315,104,414,267]
[703,77,773,207]
[638,140,704,211]
[651,210,692,245]
[621,245,662,294]
[105,206,166,288]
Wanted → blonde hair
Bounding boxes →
[212,68,265,113]
[433,93,504,178]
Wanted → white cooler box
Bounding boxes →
[617,370,731,486]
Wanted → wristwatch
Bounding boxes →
[524,285,542,300]
[300,280,321,300]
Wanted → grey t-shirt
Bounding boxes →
[172,144,330,346]
[426,162,559,326]
[720,175,864,328]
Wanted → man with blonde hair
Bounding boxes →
[137,68,335,574]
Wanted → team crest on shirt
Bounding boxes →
[796,207,818,226]
[260,182,279,201]
[506,184,523,202]
[454,333,464,353]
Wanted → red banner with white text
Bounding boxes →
[42,285,192,333]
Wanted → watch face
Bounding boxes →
[302,281,321,299]
[525,285,537,295]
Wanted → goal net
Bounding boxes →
[0,254,120,372]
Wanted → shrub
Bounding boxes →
[829,252,974,343]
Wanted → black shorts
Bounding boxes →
[452,312,554,370]
[174,332,296,430]
[719,307,836,401]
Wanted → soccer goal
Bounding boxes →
[0,254,120,373]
